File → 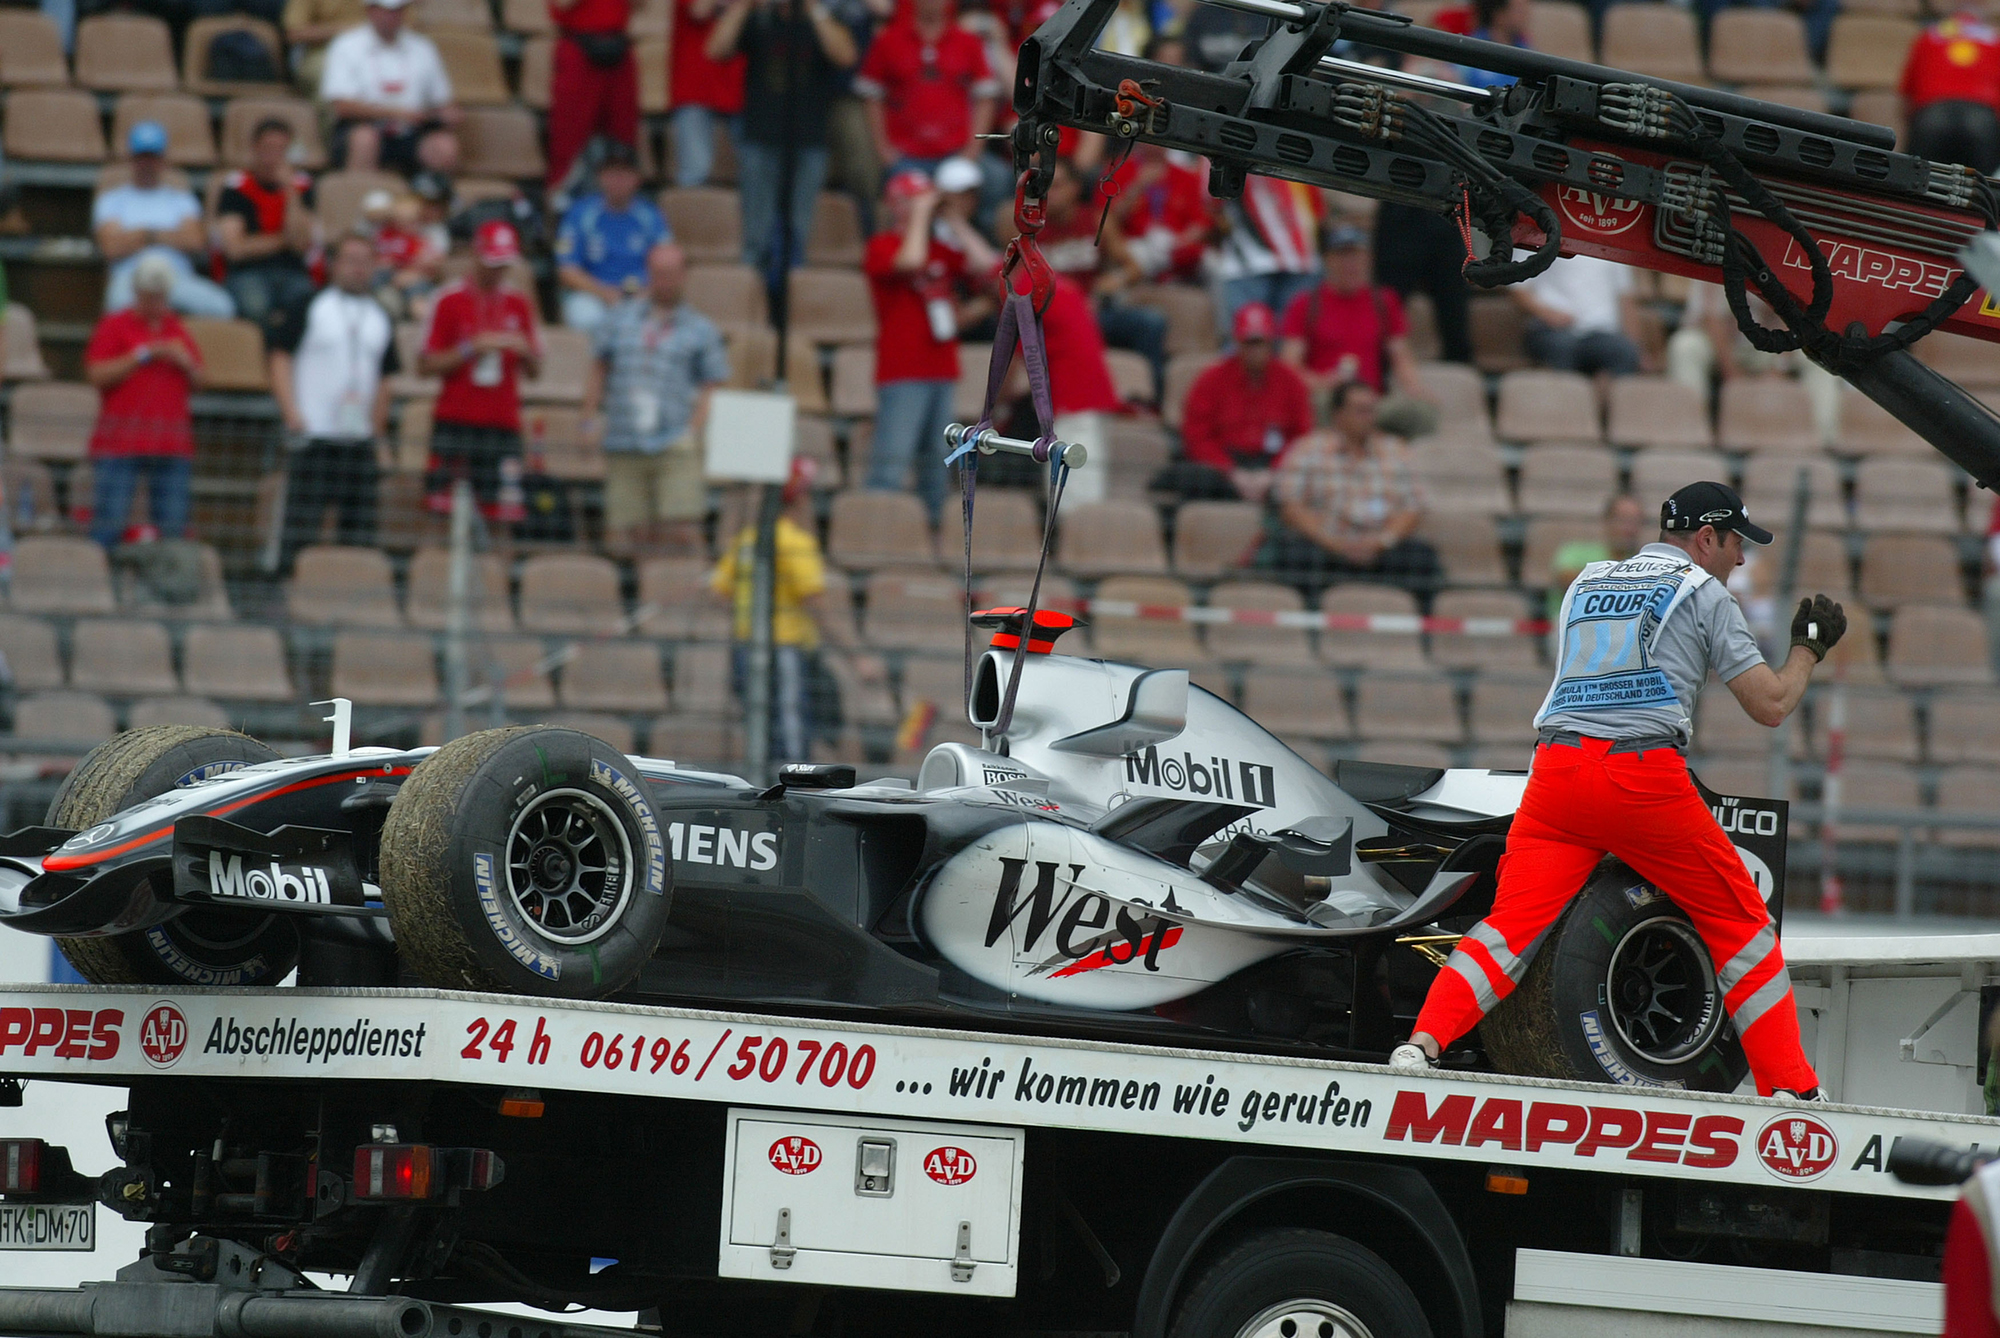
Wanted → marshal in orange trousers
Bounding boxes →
[1411,735,1818,1095]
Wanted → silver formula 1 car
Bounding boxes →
[0,624,1786,1092]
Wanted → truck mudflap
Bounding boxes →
[0,1239,643,1338]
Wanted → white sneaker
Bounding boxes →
[1775,1086,1829,1103]
[1388,1043,1434,1071]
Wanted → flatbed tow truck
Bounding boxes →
[0,975,1991,1338]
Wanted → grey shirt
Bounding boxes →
[593,298,729,456]
[1537,542,1765,745]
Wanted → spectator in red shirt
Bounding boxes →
[545,0,640,193]
[855,0,1007,201]
[1903,11,2000,175]
[668,0,747,187]
[82,254,205,549]
[1037,156,1168,401]
[1280,222,1435,435]
[1113,142,1212,285]
[1175,303,1312,504]
[417,221,543,525]
[864,169,986,521]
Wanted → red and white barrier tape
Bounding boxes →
[1076,600,1551,637]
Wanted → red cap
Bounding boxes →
[782,455,818,505]
[884,169,932,204]
[1232,301,1277,342]
[474,219,520,266]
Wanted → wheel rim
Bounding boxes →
[504,788,633,946]
[1233,1300,1374,1338]
[1606,913,1725,1064]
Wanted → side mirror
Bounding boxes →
[1048,669,1188,757]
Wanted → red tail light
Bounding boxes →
[0,1140,41,1193]
[354,1145,431,1201]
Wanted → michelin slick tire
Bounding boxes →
[380,726,671,997]
[49,725,291,986]
[1167,1228,1431,1338]
[1480,860,1751,1092]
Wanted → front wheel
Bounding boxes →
[1168,1229,1431,1338]
[1480,861,1749,1092]
[379,726,673,997]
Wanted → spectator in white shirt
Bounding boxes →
[94,122,236,318]
[1510,252,1650,379]
[319,0,461,175]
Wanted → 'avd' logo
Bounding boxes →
[1757,1114,1838,1181]
[923,1146,978,1185]
[767,1136,822,1175]
[139,1002,187,1068]
[1556,181,1644,238]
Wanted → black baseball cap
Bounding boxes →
[1661,481,1772,545]
[599,141,639,171]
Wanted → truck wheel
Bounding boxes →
[48,725,291,987]
[1481,862,1750,1092]
[379,726,671,998]
[1168,1229,1431,1338]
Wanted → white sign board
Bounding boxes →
[705,390,796,483]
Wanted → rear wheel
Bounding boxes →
[1168,1229,1431,1338]
[49,725,291,986]
[379,726,672,997]
[1480,861,1749,1092]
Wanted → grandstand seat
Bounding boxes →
[430,29,508,102]
[469,635,558,709]
[522,328,590,403]
[3,306,52,382]
[1528,1,1592,63]
[1408,440,1508,514]
[980,573,1082,625]
[1706,9,1812,83]
[502,0,556,32]
[516,34,553,107]
[686,264,768,332]
[1240,668,1349,739]
[1847,88,1905,141]
[1927,692,2000,765]
[1173,500,1264,579]
[1495,370,1598,443]
[629,0,671,35]
[404,547,515,632]
[1468,675,1551,746]
[559,640,669,713]
[1714,378,1818,454]
[828,490,934,569]
[1353,673,1463,744]
[1126,284,1218,357]
[931,489,1039,574]
[1858,533,1966,608]
[315,170,405,238]
[121,540,232,620]
[1834,386,1930,457]
[658,187,744,265]
[1831,615,1889,684]
[634,557,731,641]
[1630,450,1731,510]
[1598,3,1703,82]
[898,656,971,720]
[720,325,777,390]
[130,696,232,730]
[788,269,876,346]
[1430,590,1542,672]
[1516,443,1617,516]
[458,106,545,177]
[183,624,295,701]
[1519,516,1601,592]
[1819,687,1920,762]
[523,405,603,481]
[518,553,626,634]
[183,16,287,95]
[1933,765,2000,848]
[1058,499,1170,577]
[1737,84,1827,112]
[1738,452,1847,532]
[1105,350,1155,408]
[1688,757,1788,803]
[1162,352,1224,431]
[219,97,326,170]
[828,344,876,418]
[1887,604,1994,685]
[1089,575,1211,668]
[182,319,271,392]
[0,615,62,691]
[74,14,177,92]
[415,0,494,26]
[782,334,832,413]
[1826,14,1920,89]
[1422,513,1510,586]
[864,567,969,651]
[806,192,865,267]
[1469,295,1532,373]
[1607,376,1712,449]
[1854,456,1963,533]
[1418,362,1490,440]
[70,618,179,697]
[11,537,115,615]
[110,94,216,166]
[4,88,108,162]
[9,691,115,748]
[1918,331,2000,387]
[0,10,70,87]
[1824,759,1923,844]
[1318,583,1428,670]
[7,382,96,462]
[1746,530,1855,608]
[331,632,440,706]
[820,648,897,726]
[1207,580,1317,666]
[539,712,633,754]
[1351,740,1453,768]
[289,546,403,627]
[648,715,737,766]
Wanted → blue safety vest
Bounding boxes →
[1535,550,1712,728]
